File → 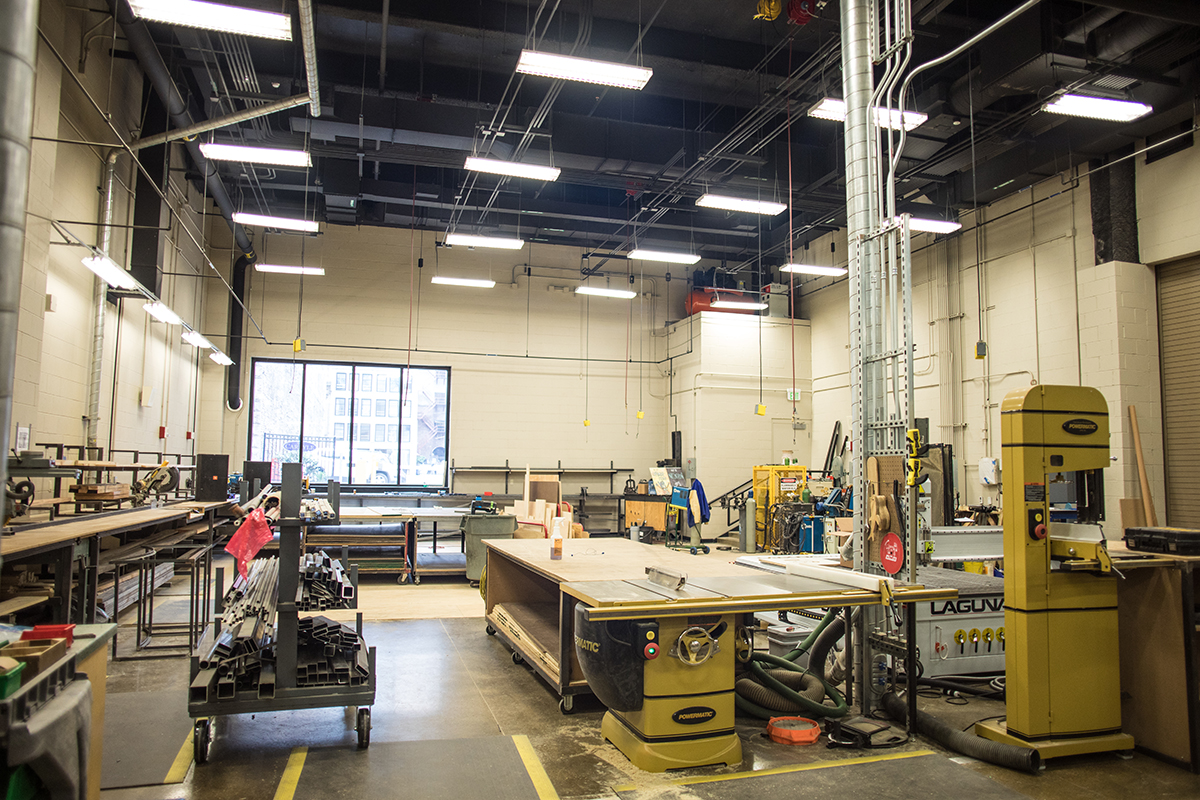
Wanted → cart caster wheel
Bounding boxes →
[470,581,480,589]
[702,545,711,554]
[397,574,409,585]
[689,547,697,555]
[357,707,371,749]
[413,575,421,585]
[486,624,496,636]
[193,719,211,764]
[559,696,574,714]
[512,651,523,665]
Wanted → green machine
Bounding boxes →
[975,385,1134,758]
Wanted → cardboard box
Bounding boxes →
[513,524,547,539]
[1,637,68,685]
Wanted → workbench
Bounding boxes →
[1,502,230,625]
[307,506,467,584]
[483,538,955,713]
[1110,542,1200,771]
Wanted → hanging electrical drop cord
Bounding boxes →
[786,37,798,420]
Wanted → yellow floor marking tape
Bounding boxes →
[163,731,194,783]
[273,746,309,800]
[613,749,935,792]
[512,735,561,800]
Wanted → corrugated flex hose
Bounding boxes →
[735,609,849,719]
[882,691,1041,774]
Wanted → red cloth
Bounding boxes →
[225,507,274,578]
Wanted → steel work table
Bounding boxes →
[483,538,955,713]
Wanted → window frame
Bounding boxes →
[247,357,451,490]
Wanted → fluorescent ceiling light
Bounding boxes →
[445,233,525,250]
[81,254,139,290]
[712,298,768,310]
[782,263,848,277]
[210,351,234,366]
[431,276,496,289]
[255,263,325,276]
[182,329,213,349]
[143,302,183,325]
[465,156,560,181]
[628,248,701,265]
[516,49,653,90]
[1043,93,1152,122]
[900,216,963,234]
[127,0,292,41]
[808,97,928,131]
[576,286,637,299]
[696,194,787,216]
[232,212,319,233]
[200,143,311,167]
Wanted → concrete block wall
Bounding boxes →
[668,313,813,499]
[13,0,213,485]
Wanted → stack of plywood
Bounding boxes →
[503,472,588,539]
[69,482,131,502]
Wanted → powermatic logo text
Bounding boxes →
[672,706,717,725]
[1062,418,1099,435]
[574,635,600,653]
[930,598,1004,616]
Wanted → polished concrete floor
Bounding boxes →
[97,545,1200,800]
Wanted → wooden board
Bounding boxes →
[1,507,193,557]
[485,538,749,585]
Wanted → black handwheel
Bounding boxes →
[486,624,497,636]
[559,696,574,714]
[512,651,523,664]
[357,707,371,749]
[193,719,211,764]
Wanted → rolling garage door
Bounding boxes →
[1158,255,1200,527]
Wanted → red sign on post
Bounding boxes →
[881,532,904,575]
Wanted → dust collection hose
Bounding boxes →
[882,692,1041,775]
[735,608,849,719]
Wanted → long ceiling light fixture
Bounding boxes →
[127,0,293,41]
[515,50,653,90]
[711,295,768,311]
[465,156,560,182]
[782,263,848,277]
[1043,93,1152,122]
[576,285,637,299]
[808,97,928,132]
[199,143,312,167]
[444,233,525,250]
[232,212,319,233]
[143,302,183,325]
[431,276,497,289]
[899,216,963,234]
[628,248,701,265]
[81,253,140,290]
[696,194,787,216]
[255,263,326,276]
[210,351,234,366]
[182,329,213,349]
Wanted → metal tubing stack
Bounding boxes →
[297,551,356,611]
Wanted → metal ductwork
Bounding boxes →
[112,0,255,259]
[1085,1,1200,26]
[1093,16,1177,62]
[0,0,39,536]
[225,255,250,412]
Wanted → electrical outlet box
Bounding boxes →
[975,341,987,360]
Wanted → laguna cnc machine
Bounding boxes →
[975,385,1134,758]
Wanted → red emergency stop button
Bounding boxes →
[644,643,659,659]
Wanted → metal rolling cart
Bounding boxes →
[188,463,376,761]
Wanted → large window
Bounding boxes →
[249,359,450,487]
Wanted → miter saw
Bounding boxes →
[130,460,181,506]
[5,451,79,525]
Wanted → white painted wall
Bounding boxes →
[13,0,212,486]
[1137,117,1200,265]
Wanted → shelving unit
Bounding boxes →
[188,464,376,761]
[449,460,633,495]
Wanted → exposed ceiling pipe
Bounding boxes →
[112,0,255,257]
[1084,0,1200,26]
[132,93,310,150]
[0,0,38,531]
[298,0,321,116]
[378,0,390,92]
